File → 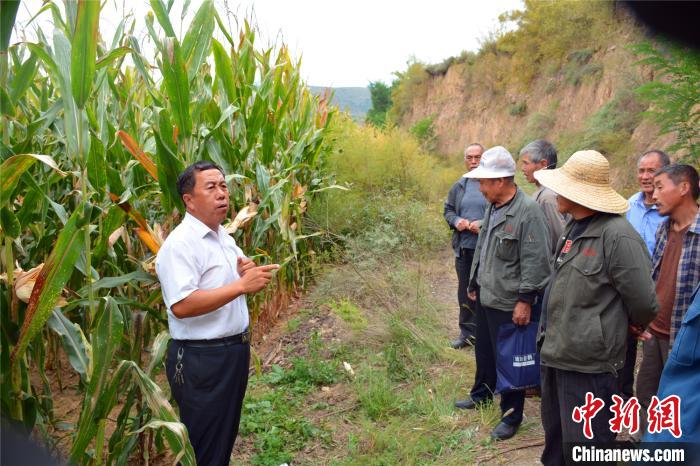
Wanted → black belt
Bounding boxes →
[175,331,250,348]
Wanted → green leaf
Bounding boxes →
[146,331,171,376]
[47,309,91,383]
[149,0,177,37]
[0,1,20,52]
[95,46,130,70]
[161,38,192,137]
[71,0,100,109]
[77,270,154,296]
[0,206,20,238]
[10,206,85,365]
[87,136,107,195]
[154,130,185,214]
[69,297,124,463]
[9,52,38,103]
[181,0,214,82]
[0,153,65,206]
[212,39,236,104]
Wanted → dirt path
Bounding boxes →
[421,248,545,465]
[241,247,546,465]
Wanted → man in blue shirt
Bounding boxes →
[626,150,670,255]
[621,150,670,405]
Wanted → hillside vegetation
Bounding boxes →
[388,0,697,194]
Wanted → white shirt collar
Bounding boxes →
[183,212,222,238]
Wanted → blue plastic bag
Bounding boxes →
[496,322,540,393]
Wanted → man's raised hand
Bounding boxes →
[237,256,255,276]
[239,264,280,294]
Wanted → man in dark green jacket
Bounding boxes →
[534,150,658,466]
[454,146,552,441]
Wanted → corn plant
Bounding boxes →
[1,0,336,463]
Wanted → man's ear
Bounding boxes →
[182,193,193,210]
[538,159,550,170]
[678,181,690,197]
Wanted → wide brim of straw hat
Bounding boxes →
[534,150,629,215]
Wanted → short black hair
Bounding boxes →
[655,164,700,200]
[639,150,671,167]
[176,161,225,199]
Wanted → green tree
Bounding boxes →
[365,81,392,127]
[632,41,700,161]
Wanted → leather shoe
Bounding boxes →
[454,398,490,410]
[450,336,475,349]
[491,421,519,440]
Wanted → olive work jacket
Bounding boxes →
[467,188,552,311]
[539,214,659,375]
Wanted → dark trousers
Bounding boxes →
[166,340,250,466]
[469,293,529,426]
[540,365,618,466]
[455,248,476,340]
[636,334,669,433]
[618,332,638,401]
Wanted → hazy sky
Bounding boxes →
[12,0,523,87]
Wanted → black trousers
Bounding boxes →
[455,248,476,340]
[618,332,638,401]
[469,292,533,426]
[540,365,618,466]
[166,339,250,466]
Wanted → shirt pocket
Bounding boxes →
[494,230,518,261]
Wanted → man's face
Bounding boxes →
[464,145,483,171]
[637,154,664,196]
[183,169,229,227]
[653,173,684,216]
[556,194,576,215]
[478,178,503,203]
[520,153,547,184]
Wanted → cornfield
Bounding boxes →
[0,0,336,463]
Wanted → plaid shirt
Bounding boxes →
[652,208,700,348]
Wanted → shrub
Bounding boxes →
[509,101,528,116]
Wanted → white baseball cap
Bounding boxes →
[464,146,516,179]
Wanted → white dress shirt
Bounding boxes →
[156,212,249,340]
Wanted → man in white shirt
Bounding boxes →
[156,161,278,466]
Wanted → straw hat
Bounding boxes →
[464,146,516,178]
[533,150,629,214]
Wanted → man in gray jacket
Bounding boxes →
[520,139,567,255]
[454,146,552,440]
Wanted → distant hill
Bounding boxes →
[310,86,371,121]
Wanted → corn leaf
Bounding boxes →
[47,309,91,383]
[117,130,159,180]
[212,39,236,104]
[87,135,107,195]
[153,130,184,214]
[95,46,130,70]
[69,297,124,463]
[0,153,65,206]
[161,38,192,137]
[0,1,20,52]
[146,331,170,376]
[149,0,176,38]
[70,0,100,109]
[10,206,85,365]
[181,0,214,82]
[9,52,38,103]
[0,206,20,238]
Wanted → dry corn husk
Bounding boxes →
[225,202,259,234]
[0,264,68,306]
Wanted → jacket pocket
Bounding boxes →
[671,311,699,366]
[494,231,518,261]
